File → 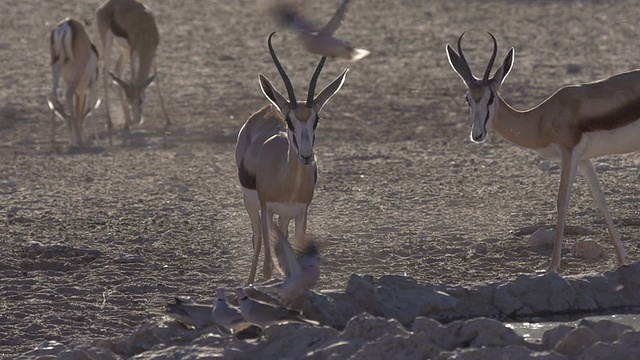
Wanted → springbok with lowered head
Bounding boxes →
[235,32,347,285]
[446,32,640,272]
[49,18,100,147]
[96,0,170,131]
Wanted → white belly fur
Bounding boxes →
[581,120,640,159]
[536,120,640,162]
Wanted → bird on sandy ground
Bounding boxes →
[234,287,318,329]
[152,295,262,339]
[151,297,215,330]
[267,0,369,61]
[212,288,255,335]
[270,223,321,301]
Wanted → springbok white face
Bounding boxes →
[446,32,514,143]
[286,108,319,164]
[259,32,347,166]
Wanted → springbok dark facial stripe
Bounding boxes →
[578,99,640,133]
[484,90,495,127]
[289,126,300,153]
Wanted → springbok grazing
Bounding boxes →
[48,18,100,147]
[235,32,347,285]
[95,0,170,131]
[446,32,640,272]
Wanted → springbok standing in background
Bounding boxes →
[96,0,170,132]
[446,32,640,272]
[235,32,347,285]
[49,18,100,147]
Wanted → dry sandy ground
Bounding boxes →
[1,0,640,357]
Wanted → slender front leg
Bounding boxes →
[578,160,627,267]
[260,203,274,280]
[86,79,99,143]
[294,206,309,247]
[101,34,114,130]
[65,84,80,146]
[50,63,61,148]
[74,92,86,147]
[113,53,132,130]
[549,148,580,272]
[153,62,171,127]
[278,216,291,238]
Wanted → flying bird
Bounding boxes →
[234,287,318,329]
[269,0,369,61]
[270,223,321,300]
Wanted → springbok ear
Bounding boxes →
[313,68,348,113]
[492,47,514,87]
[446,44,474,87]
[259,74,290,116]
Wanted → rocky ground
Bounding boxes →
[1,0,640,358]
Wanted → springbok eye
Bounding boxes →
[464,96,470,105]
[313,117,321,129]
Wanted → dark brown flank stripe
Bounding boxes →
[238,160,256,190]
[578,99,640,133]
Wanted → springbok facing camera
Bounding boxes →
[49,18,100,147]
[446,32,640,272]
[235,32,347,285]
[95,0,170,131]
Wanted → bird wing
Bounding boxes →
[272,223,299,278]
[319,0,351,36]
[272,3,317,34]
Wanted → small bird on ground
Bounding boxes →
[212,288,254,334]
[268,0,369,61]
[234,287,318,329]
[152,297,215,330]
[270,223,321,300]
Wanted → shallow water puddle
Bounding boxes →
[506,314,640,343]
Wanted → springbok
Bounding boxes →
[446,32,640,272]
[235,32,347,285]
[48,18,100,147]
[95,0,170,131]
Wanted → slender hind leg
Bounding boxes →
[243,188,262,285]
[578,160,627,266]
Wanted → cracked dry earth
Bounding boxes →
[1,0,640,358]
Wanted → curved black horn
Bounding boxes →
[456,32,474,81]
[268,32,297,108]
[483,32,498,82]
[306,56,327,108]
